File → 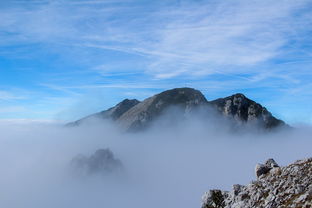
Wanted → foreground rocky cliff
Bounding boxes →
[202,158,312,208]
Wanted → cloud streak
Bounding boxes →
[0,90,25,100]
[143,0,312,77]
[1,0,311,78]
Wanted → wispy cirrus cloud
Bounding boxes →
[1,0,311,78]
[144,0,312,78]
[0,90,26,100]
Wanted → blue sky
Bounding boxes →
[0,0,312,124]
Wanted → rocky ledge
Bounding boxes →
[202,158,312,208]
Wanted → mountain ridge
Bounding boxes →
[68,88,286,131]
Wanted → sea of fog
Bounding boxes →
[0,119,311,208]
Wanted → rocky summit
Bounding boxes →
[211,93,285,129]
[117,88,209,131]
[201,158,312,208]
[68,87,286,131]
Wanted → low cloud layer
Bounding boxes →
[0,118,311,208]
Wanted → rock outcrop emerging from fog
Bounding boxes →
[70,148,123,176]
[201,158,312,208]
[69,87,286,131]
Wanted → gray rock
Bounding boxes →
[210,93,285,129]
[201,158,312,208]
[265,158,279,168]
[233,184,245,196]
[255,163,271,178]
[254,158,279,178]
[202,189,225,208]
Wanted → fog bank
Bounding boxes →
[0,119,311,208]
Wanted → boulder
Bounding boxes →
[202,189,226,208]
[265,158,279,168]
[255,163,271,178]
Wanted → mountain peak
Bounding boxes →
[69,88,286,131]
[118,98,139,105]
[152,87,208,106]
[211,94,284,129]
[116,87,209,131]
[231,93,246,98]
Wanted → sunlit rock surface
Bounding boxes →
[201,158,312,208]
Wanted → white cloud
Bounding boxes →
[1,0,311,79]
[141,0,311,77]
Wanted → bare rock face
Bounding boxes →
[255,163,272,178]
[70,148,123,176]
[202,190,226,208]
[265,158,279,168]
[210,94,285,129]
[255,158,279,178]
[201,158,312,208]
